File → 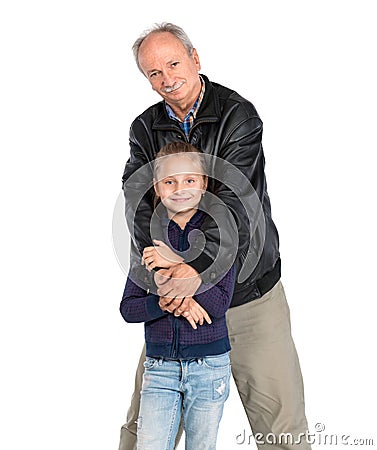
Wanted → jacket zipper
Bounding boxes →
[154,117,218,144]
[153,125,187,142]
[187,118,218,141]
[171,318,179,358]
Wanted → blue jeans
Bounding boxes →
[137,352,231,450]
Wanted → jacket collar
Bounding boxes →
[160,208,206,231]
[152,74,221,131]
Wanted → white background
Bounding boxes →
[1,1,376,449]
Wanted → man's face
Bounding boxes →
[138,32,201,110]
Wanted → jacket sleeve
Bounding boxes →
[122,121,155,253]
[188,111,267,284]
[120,275,168,323]
[193,265,235,319]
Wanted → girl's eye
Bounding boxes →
[164,180,174,185]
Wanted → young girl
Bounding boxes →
[120,142,235,450]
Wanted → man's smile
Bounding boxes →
[162,80,186,94]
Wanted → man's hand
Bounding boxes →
[142,240,184,272]
[158,293,182,312]
[159,296,212,330]
[154,263,202,298]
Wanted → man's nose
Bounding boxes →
[161,70,174,86]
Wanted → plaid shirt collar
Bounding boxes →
[165,76,205,138]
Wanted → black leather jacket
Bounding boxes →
[122,74,281,307]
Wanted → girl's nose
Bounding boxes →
[174,181,185,192]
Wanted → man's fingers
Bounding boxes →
[157,288,174,297]
[159,297,183,311]
[142,256,156,272]
[153,239,166,247]
[161,297,175,307]
[169,298,184,310]
[155,269,200,295]
[157,286,187,299]
[146,261,158,272]
[142,249,155,260]
[154,269,173,287]
[157,281,196,298]
[158,296,172,309]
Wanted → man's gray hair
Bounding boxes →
[132,22,194,74]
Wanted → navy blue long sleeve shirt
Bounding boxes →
[120,210,235,359]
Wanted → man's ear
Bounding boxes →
[191,48,201,71]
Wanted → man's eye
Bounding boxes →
[149,72,158,78]
[171,62,179,67]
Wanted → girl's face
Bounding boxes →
[154,154,207,215]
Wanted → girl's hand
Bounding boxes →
[142,240,184,271]
[177,297,212,328]
[159,296,212,330]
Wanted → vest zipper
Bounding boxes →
[171,318,179,358]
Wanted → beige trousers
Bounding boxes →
[118,281,311,450]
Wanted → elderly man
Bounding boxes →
[119,23,311,450]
